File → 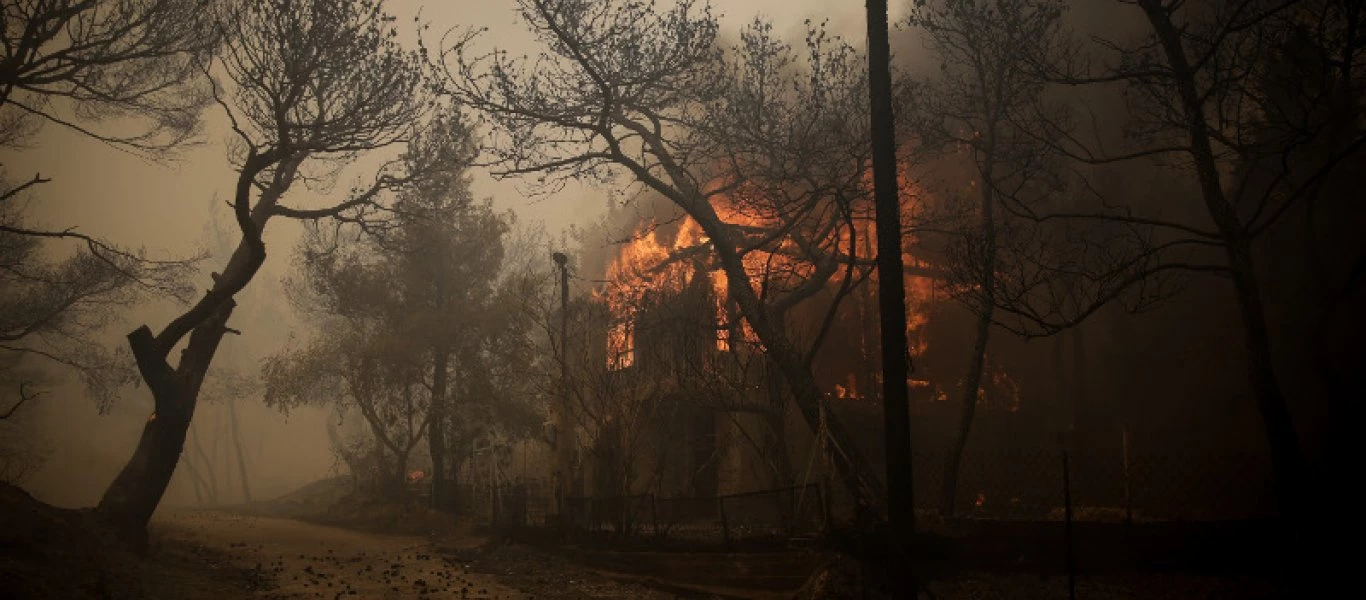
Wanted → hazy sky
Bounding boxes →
[3,1,905,266]
[1,0,911,506]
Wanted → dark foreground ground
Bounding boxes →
[1,482,1290,599]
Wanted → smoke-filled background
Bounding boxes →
[1,0,910,510]
[1,8,1359,600]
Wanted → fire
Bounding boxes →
[597,162,941,397]
[599,198,771,370]
[600,223,699,370]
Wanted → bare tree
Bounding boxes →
[0,0,215,418]
[1028,0,1366,524]
[0,0,216,151]
[0,199,195,409]
[436,0,899,512]
[0,381,49,484]
[905,0,1072,518]
[96,0,461,541]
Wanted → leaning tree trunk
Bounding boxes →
[97,151,292,545]
[97,301,236,547]
[705,229,887,513]
[627,133,886,512]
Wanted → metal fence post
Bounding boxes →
[1060,433,1076,600]
[650,493,659,537]
[718,495,731,548]
[818,482,830,532]
[1123,424,1133,525]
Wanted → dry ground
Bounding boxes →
[155,510,527,599]
[3,481,1291,599]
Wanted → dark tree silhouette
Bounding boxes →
[1,0,213,421]
[1030,0,1366,527]
[436,0,894,512]
[96,0,461,543]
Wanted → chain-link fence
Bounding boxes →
[548,484,828,545]
[454,439,1278,567]
[906,444,1277,522]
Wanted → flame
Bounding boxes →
[597,160,941,397]
[833,373,861,399]
[599,197,772,369]
[600,223,699,370]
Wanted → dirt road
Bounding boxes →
[154,510,527,600]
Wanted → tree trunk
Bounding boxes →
[179,449,209,505]
[227,396,252,504]
[631,124,886,514]
[95,151,291,545]
[188,419,218,505]
[1072,327,1089,429]
[710,238,886,512]
[626,47,888,516]
[942,135,998,517]
[97,300,236,548]
[941,310,991,517]
[760,328,794,490]
[1141,0,1307,520]
[677,5,902,519]
[429,347,450,512]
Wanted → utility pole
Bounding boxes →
[552,252,574,526]
[866,0,916,597]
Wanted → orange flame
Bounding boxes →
[598,162,940,393]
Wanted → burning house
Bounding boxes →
[562,185,996,513]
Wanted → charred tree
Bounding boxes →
[0,0,213,415]
[97,0,450,541]
[441,0,893,511]
[100,300,239,543]
[1138,0,1308,521]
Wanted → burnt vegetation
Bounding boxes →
[1,0,1362,598]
